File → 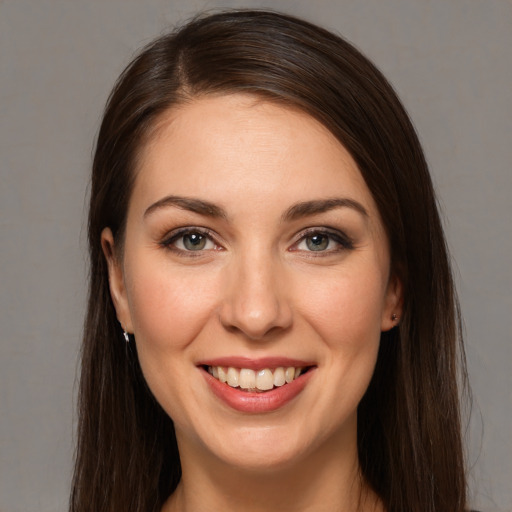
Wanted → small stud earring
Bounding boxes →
[391,313,398,322]
[123,331,130,343]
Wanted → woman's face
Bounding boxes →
[103,94,401,472]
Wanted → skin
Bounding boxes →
[102,94,402,512]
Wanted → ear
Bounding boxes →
[101,227,133,333]
[381,273,403,332]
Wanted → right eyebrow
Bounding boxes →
[282,198,368,222]
[143,195,228,220]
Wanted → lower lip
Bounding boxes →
[201,368,315,413]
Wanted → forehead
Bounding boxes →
[132,93,379,220]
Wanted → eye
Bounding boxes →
[293,229,353,253]
[162,228,218,253]
[302,233,330,251]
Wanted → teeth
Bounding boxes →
[226,367,239,387]
[285,367,295,383]
[239,369,256,390]
[218,367,228,383]
[208,365,308,391]
[256,369,274,390]
[273,367,285,387]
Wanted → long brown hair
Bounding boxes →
[71,10,468,512]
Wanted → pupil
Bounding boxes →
[306,235,328,251]
[184,233,206,250]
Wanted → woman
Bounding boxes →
[71,10,469,512]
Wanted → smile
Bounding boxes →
[206,366,308,392]
[198,358,317,413]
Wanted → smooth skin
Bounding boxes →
[102,94,402,512]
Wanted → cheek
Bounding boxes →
[298,268,387,348]
[125,261,219,357]
[295,269,386,425]
[124,261,221,423]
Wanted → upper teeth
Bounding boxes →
[208,366,304,391]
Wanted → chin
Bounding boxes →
[198,421,327,474]
[216,443,306,474]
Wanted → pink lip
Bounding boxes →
[197,356,315,371]
[199,364,316,414]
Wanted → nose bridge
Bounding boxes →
[220,242,292,339]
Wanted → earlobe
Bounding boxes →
[381,274,403,332]
[101,227,133,333]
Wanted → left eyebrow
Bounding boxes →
[143,195,228,219]
[282,198,368,222]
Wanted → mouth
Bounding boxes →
[198,358,317,413]
[203,365,314,393]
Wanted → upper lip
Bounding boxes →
[197,356,316,370]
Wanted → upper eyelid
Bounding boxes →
[294,226,352,242]
[161,227,220,246]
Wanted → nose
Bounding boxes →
[218,252,293,341]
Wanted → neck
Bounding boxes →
[162,430,383,512]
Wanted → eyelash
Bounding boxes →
[160,227,220,256]
[160,227,354,256]
[291,228,354,254]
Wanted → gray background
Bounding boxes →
[1,1,510,511]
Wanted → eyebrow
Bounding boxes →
[144,195,228,219]
[143,195,368,222]
[282,198,368,221]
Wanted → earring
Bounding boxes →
[123,330,130,343]
[391,313,399,322]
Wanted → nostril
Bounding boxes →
[218,272,293,340]
[219,314,291,341]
